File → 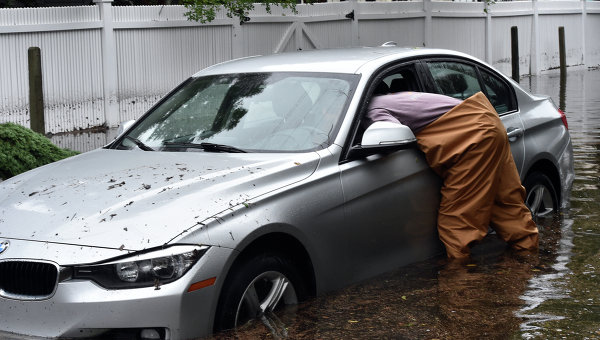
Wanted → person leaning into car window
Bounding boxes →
[366,89,539,259]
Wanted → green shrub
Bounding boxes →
[0,123,79,180]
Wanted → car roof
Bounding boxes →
[194,46,477,76]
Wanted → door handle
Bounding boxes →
[506,127,523,142]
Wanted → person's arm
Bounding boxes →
[366,107,402,125]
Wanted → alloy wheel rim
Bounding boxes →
[234,271,298,328]
[527,184,554,218]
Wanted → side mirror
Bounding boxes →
[115,120,136,139]
[361,121,417,148]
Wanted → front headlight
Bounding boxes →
[70,245,208,289]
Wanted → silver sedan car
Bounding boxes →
[0,46,574,340]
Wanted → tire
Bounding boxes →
[523,172,558,219]
[213,252,307,332]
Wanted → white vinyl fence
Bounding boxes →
[1,0,599,135]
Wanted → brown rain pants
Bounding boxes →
[416,92,539,258]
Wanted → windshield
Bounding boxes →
[115,72,358,152]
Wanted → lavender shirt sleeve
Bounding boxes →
[367,92,462,133]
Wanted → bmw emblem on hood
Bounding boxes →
[0,241,9,255]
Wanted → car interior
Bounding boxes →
[355,67,422,145]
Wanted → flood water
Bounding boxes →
[40,69,600,339]
[210,68,600,340]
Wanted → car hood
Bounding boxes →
[0,149,319,252]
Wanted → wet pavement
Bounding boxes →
[33,68,600,339]
[210,68,600,340]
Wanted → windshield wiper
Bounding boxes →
[162,142,204,150]
[162,142,246,153]
[200,142,247,153]
[123,136,154,151]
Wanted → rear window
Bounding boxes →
[480,69,516,114]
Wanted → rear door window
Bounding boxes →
[425,61,482,100]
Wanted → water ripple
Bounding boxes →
[517,219,575,337]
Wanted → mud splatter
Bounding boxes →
[108,181,126,190]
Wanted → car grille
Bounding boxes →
[0,261,59,299]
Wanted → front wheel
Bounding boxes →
[213,252,306,333]
[523,172,558,219]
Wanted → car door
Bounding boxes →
[336,64,444,285]
[421,59,525,173]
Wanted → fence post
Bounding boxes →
[581,0,586,68]
[484,0,492,64]
[511,26,519,82]
[350,0,359,46]
[558,26,566,77]
[231,18,244,59]
[95,0,119,128]
[530,0,540,75]
[294,21,303,50]
[28,47,45,135]
[423,0,432,47]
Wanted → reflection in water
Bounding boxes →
[546,68,600,338]
[559,72,566,112]
[517,218,574,337]
[49,128,119,153]
[522,58,577,334]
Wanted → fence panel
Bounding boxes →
[0,6,103,132]
[115,25,232,121]
[588,2,600,67]
[490,15,533,76]
[359,18,425,48]
[242,22,294,54]
[538,13,584,71]
[304,20,353,49]
[432,16,487,61]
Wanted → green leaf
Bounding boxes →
[182,0,315,24]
